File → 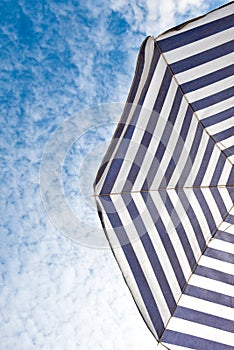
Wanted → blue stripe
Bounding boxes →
[122,244,165,336]
[201,106,234,128]
[193,189,216,233]
[170,41,234,74]
[122,68,172,193]
[100,158,124,194]
[159,107,193,188]
[185,285,234,308]
[142,141,166,190]
[137,43,160,107]
[125,163,141,188]
[193,138,214,186]
[210,187,228,218]
[162,330,234,350]
[174,306,234,333]
[157,13,234,52]
[124,124,135,139]
[127,36,151,104]
[161,157,176,187]
[142,89,183,190]
[115,122,126,139]
[141,191,186,290]
[179,107,193,142]
[191,87,234,111]
[204,247,234,264]
[210,153,226,185]
[224,145,234,157]
[195,265,234,285]
[122,132,154,193]
[181,65,234,93]
[176,123,203,188]
[159,190,196,269]
[177,189,206,250]
[123,194,177,314]
[141,130,153,148]
[152,68,172,113]
[167,87,183,126]
[227,168,234,187]
[159,107,192,188]
[99,195,165,335]
[213,126,234,142]
[226,214,234,224]
[215,230,234,244]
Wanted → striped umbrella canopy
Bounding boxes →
[94,3,234,349]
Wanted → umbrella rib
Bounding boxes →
[159,203,234,342]
[93,184,233,197]
[154,39,233,166]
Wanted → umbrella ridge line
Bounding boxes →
[93,184,234,197]
[153,38,234,167]
[159,203,234,342]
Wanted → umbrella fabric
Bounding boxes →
[94,2,234,349]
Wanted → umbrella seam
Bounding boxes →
[93,184,234,197]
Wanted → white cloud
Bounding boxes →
[1,1,229,349]
[108,0,209,35]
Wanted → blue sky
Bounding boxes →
[0,0,231,349]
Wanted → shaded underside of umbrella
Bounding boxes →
[94,2,234,349]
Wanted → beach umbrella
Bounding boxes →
[94,2,234,349]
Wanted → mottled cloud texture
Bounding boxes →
[0,0,229,349]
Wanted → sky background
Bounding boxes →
[0,0,231,349]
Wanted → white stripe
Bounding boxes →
[124,37,155,126]
[209,238,234,255]
[166,317,234,346]
[196,96,234,120]
[114,195,172,324]
[151,98,188,190]
[150,191,192,278]
[184,131,209,186]
[189,274,234,297]
[111,55,167,194]
[225,224,234,235]
[228,154,234,164]
[110,194,142,243]
[133,193,182,300]
[95,196,121,248]
[216,135,234,149]
[179,294,234,321]
[113,244,158,338]
[175,52,233,85]
[216,159,233,185]
[161,342,191,350]
[199,255,234,275]
[132,80,178,191]
[168,115,198,188]
[167,189,202,260]
[218,221,234,234]
[186,75,234,103]
[140,55,167,115]
[201,187,223,224]
[184,188,212,243]
[163,27,234,63]
[206,116,234,135]
[199,146,220,186]
[229,207,234,215]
